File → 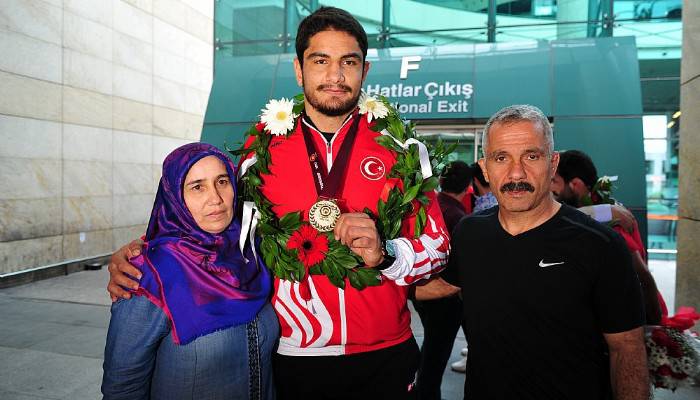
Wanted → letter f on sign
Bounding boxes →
[400,56,422,79]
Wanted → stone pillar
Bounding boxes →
[676,0,700,320]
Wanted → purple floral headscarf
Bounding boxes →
[130,142,270,345]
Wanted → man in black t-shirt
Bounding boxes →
[434,105,649,399]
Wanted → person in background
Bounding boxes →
[437,161,472,233]
[101,143,277,400]
[414,161,471,399]
[552,149,663,324]
[471,161,498,213]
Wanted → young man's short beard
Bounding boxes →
[556,185,581,207]
[304,86,361,117]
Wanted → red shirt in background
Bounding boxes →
[613,223,668,317]
[461,185,474,215]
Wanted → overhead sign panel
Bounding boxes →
[364,46,476,119]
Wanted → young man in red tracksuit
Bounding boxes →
[107,7,450,399]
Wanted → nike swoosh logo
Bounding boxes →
[539,260,565,268]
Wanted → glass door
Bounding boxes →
[416,124,483,167]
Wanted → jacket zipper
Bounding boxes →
[325,141,332,171]
[302,116,354,173]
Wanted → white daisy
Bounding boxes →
[599,175,618,184]
[358,92,389,123]
[260,98,297,136]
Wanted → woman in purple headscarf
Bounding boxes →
[101,143,277,400]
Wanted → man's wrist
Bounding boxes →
[374,255,396,270]
[374,240,397,270]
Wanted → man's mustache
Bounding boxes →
[500,181,535,193]
[317,84,351,92]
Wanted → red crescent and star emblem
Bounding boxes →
[360,156,385,181]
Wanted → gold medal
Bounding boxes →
[308,199,341,232]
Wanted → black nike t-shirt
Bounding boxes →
[444,204,645,400]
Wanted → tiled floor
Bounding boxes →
[0,267,697,399]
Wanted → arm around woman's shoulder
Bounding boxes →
[101,295,169,400]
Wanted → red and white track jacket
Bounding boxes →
[244,111,449,356]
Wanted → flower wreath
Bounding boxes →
[231,93,454,291]
[580,175,617,207]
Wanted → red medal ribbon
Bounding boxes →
[300,113,361,200]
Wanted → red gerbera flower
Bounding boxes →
[287,224,329,267]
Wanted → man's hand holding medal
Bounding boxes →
[333,212,383,268]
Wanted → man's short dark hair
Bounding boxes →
[471,162,488,191]
[295,7,368,67]
[440,161,472,194]
[557,150,598,189]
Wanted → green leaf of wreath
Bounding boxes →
[401,183,421,205]
[334,250,360,269]
[347,269,363,290]
[387,118,406,141]
[257,223,279,236]
[420,176,440,193]
[370,117,388,133]
[309,264,322,275]
[321,260,345,289]
[375,135,397,150]
[415,206,428,238]
[279,211,302,231]
[355,268,382,287]
[288,258,306,282]
[389,215,403,239]
[246,174,262,187]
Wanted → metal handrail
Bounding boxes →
[215,15,680,47]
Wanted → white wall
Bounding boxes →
[0,0,214,274]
